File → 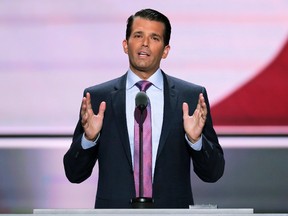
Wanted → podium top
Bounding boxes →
[33,208,254,215]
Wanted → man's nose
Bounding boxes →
[142,37,149,47]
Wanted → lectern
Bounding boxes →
[33,208,258,216]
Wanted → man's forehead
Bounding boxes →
[131,17,165,34]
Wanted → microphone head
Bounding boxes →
[135,91,148,112]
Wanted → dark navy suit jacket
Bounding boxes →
[64,71,225,208]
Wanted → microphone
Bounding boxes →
[135,91,148,112]
[131,90,154,208]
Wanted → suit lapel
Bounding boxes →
[109,72,179,168]
[156,73,179,159]
[111,73,133,168]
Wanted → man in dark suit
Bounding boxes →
[63,8,225,208]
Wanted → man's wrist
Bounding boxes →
[82,133,100,149]
[185,134,202,151]
[84,133,98,142]
[187,135,200,144]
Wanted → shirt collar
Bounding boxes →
[126,68,163,90]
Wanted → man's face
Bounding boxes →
[123,17,170,79]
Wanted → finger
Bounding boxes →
[198,93,202,103]
[199,93,207,115]
[199,93,205,106]
[81,100,88,123]
[194,100,201,119]
[85,92,92,110]
[81,97,88,118]
[193,108,200,121]
[98,101,106,117]
[182,102,189,118]
[81,115,88,127]
[194,98,203,120]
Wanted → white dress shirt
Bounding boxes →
[126,69,164,174]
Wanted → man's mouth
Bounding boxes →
[138,51,150,57]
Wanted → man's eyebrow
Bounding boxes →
[132,31,162,39]
[151,33,161,37]
[133,31,143,34]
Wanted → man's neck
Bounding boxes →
[130,68,159,80]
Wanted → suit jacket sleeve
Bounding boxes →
[189,87,225,182]
[63,88,100,184]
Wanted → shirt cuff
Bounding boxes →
[81,133,99,149]
[185,134,203,151]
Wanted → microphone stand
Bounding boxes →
[131,106,153,208]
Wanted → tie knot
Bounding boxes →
[136,80,152,92]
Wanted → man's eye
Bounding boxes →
[152,36,160,41]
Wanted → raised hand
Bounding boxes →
[182,93,207,143]
[81,92,106,141]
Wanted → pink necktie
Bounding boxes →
[134,80,153,198]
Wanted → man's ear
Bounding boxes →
[162,45,170,59]
[122,40,128,54]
